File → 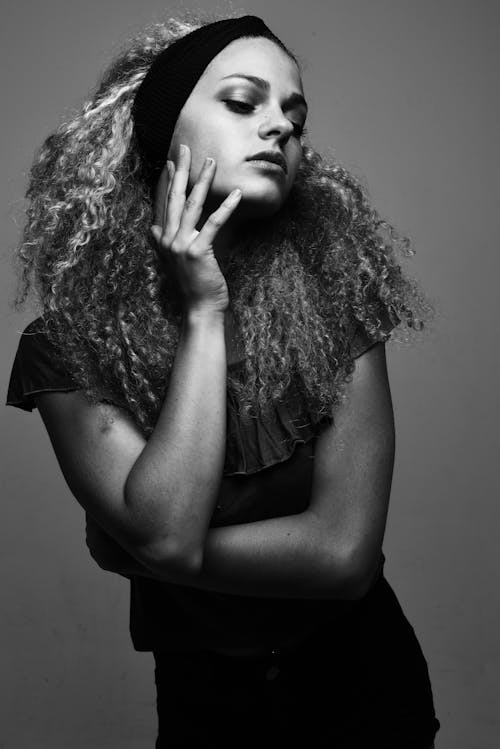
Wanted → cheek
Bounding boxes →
[291,145,303,172]
[287,154,303,187]
[168,114,206,165]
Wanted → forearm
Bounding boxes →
[190,511,355,599]
[103,511,356,600]
[124,309,226,567]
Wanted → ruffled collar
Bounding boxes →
[224,359,329,476]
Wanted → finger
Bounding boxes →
[162,144,191,241]
[162,161,175,228]
[152,161,171,229]
[192,189,242,250]
[176,156,216,238]
[151,166,174,267]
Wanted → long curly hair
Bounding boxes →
[10,8,434,437]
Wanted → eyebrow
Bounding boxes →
[219,74,308,113]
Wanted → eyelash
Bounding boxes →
[223,99,308,139]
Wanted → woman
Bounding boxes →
[6,11,440,748]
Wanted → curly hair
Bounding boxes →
[9,8,434,437]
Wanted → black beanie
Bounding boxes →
[132,15,285,177]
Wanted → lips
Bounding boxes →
[247,151,288,174]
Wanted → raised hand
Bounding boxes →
[151,144,242,315]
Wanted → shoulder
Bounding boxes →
[349,307,400,360]
[5,317,79,412]
[11,316,58,356]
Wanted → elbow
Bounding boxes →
[123,479,204,577]
[136,536,204,578]
[341,549,383,600]
[343,570,374,601]
[323,546,381,601]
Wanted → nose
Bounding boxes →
[258,108,294,142]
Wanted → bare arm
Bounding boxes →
[35,146,244,574]
[35,309,226,574]
[86,341,395,600]
[123,308,227,570]
[87,513,356,599]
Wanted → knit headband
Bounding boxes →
[132,15,286,176]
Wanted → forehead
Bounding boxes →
[199,36,303,92]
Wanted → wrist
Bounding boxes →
[184,306,226,327]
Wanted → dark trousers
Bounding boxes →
[153,579,440,748]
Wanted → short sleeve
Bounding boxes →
[5,318,80,412]
[349,307,400,360]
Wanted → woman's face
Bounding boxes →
[167,36,308,220]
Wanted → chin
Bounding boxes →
[234,197,282,221]
[237,183,289,218]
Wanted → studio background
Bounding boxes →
[1,1,497,747]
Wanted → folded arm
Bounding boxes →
[84,342,395,600]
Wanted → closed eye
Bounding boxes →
[223,99,254,113]
[222,99,307,139]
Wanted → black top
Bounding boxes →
[5,315,441,743]
[6,313,398,657]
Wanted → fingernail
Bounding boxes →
[227,189,242,202]
[205,157,214,167]
[180,144,187,155]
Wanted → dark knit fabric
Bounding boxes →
[132,15,285,175]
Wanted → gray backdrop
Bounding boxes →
[2,1,498,747]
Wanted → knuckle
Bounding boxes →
[159,232,173,248]
[184,197,198,211]
[207,213,223,228]
[168,187,184,200]
[170,239,184,254]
